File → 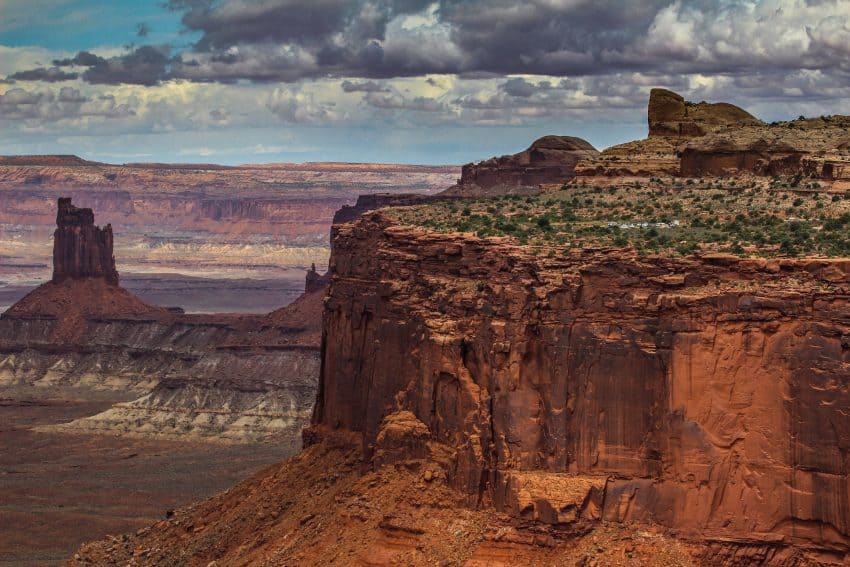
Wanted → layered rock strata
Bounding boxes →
[311,211,850,561]
[442,136,599,197]
[1,199,324,443]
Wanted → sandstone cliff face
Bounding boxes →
[442,136,598,197]
[52,198,118,285]
[313,212,850,560]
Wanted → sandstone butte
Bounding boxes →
[1,198,327,444]
[68,90,850,566]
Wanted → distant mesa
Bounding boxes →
[0,154,101,167]
[441,135,599,197]
[647,88,762,138]
[53,197,119,286]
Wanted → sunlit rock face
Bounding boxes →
[314,211,850,557]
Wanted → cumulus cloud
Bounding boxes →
[0,86,135,120]
[4,0,850,162]
[266,86,340,123]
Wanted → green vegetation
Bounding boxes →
[388,177,850,257]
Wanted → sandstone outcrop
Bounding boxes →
[442,136,598,197]
[647,88,762,137]
[71,428,696,566]
[577,89,850,179]
[310,211,850,563]
[52,197,118,285]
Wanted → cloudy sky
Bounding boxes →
[1,0,849,164]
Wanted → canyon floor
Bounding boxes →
[0,388,288,567]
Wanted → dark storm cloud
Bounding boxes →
[168,0,433,51]
[80,46,172,86]
[10,0,850,89]
[500,78,555,98]
[442,0,669,75]
[53,51,106,67]
[7,67,78,82]
[39,46,174,86]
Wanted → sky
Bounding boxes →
[1,0,849,165]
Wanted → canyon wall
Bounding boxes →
[0,300,322,443]
[313,212,850,559]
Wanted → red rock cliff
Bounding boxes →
[52,197,118,285]
[313,212,850,560]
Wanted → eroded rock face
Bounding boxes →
[313,212,850,559]
[52,197,118,285]
[647,88,762,138]
[442,136,598,197]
